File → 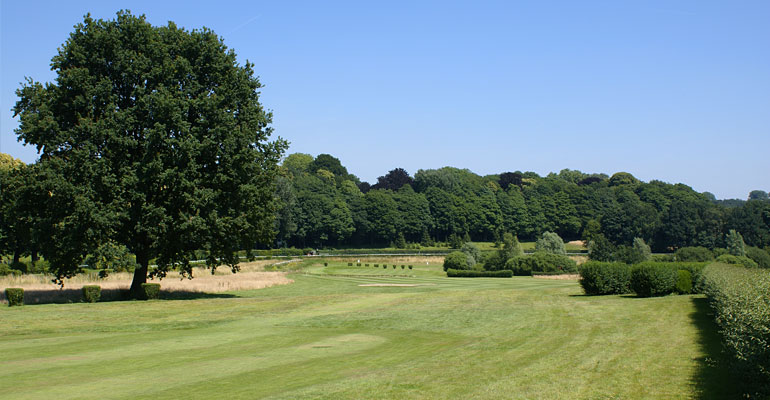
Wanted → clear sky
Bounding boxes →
[2,1,768,199]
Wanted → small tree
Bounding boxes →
[536,232,566,256]
[588,234,615,262]
[443,251,470,271]
[726,230,746,257]
[393,232,407,249]
[460,242,481,266]
[502,233,524,260]
[631,237,652,263]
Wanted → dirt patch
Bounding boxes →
[533,274,580,280]
[358,283,435,287]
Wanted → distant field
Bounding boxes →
[0,259,736,399]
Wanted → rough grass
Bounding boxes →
[0,261,738,399]
[0,260,294,305]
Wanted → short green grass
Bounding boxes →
[0,261,736,399]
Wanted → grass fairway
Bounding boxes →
[0,261,736,399]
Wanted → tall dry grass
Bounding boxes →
[0,260,296,305]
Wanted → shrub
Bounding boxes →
[535,231,566,255]
[444,251,470,271]
[82,285,102,303]
[446,269,512,278]
[746,246,770,269]
[382,265,387,269]
[578,262,632,295]
[408,265,413,269]
[630,262,677,297]
[716,254,758,269]
[374,264,379,267]
[323,262,328,267]
[365,263,369,267]
[5,288,23,306]
[699,263,770,397]
[631,237,652,263]
[587,234,615,261]
[356,263,361,266]
[460,242,481,265]
[506,253,577,276]
[140,283,161,300]
[401,265,405,269]
[347,262,352,266]
[0,264,23,276]
[675,246,714,262]
[675,270,693,294]
[651,253,675,262]
[392,265,396,269]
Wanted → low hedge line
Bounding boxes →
[5,288,23,306]
[699,263,770,397]
[578,261,707,296]
[505,253,577,276]
[578,262,632,295]
[446,269,512,278]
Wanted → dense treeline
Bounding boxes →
[2,151,769,266]
[271,153,770,252]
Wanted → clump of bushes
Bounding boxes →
[630,262,678,297]
[578,262,632,295]
[675,246,713,262]
[699,263,770,397]
[5,288,23,306]
[716,254,758,269]
[0,264,23,276]
[443,251,471,271]
[392,265,396,269]
[446,269,512,278]
[82,285,101,303]
[746,246,770,269]
[505,253,577,276]
[140,283,161,300]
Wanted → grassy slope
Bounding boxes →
[0,261,735,399]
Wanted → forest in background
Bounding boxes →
[274,153,770,252]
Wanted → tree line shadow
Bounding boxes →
[6,288,237,305]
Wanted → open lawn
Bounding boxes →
[0,260,737,399]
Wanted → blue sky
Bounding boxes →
[1,0,768,199]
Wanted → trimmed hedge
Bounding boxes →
[578,262,632,295]
[446,269,512,278]
[505,252,577,276]
[630,262,677,297]
[140,283,161,300]
[675,270,692,294]
[5,288,23,306]
[699,263,770,397]
[82,285,101,303]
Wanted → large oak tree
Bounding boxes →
[13,11,286,295]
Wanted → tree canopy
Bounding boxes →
[12,11,286,294]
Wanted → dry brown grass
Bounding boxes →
[0,260,295,305]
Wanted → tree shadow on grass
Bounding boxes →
[688,296,742,399]
[10,288,237,305]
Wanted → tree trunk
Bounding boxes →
[12,248,20,265]
[31,250,38,266]
[129,252,149,298]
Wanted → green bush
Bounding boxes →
[82,285,102,303]
[446,269,512,278]
[675,270,692,294]
[746,246,770,269]
[699,263,770,397]
[716,254,758,268]
[365,263,369,267]
[505,253,577,276]
[374,264,379,267]
[323,262,328,267]
[408,265,413,269]
[392,265,396,269]
[675,246,713,262]
[382,265,387,269]
[140,283,161,300]
[356,263,361,266]
[443,251,470,271]
[401,265,405,269]
[578,261,632,295]
[347,262,352,266]
[535,231,566,255]
[5,288,23,306]
[630,262,677,297]
[651,253,675,262]
[0,264,22,276]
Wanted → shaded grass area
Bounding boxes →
[0,262,734,399]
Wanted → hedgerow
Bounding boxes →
[446,269,512,278]
[674,246,713,262]
[716,254,758,269]
[578,261,632,295]
[630,262,677,297]
[699,263,770,397]
[505,252,577,276]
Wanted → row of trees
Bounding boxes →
[272,153,770,252]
